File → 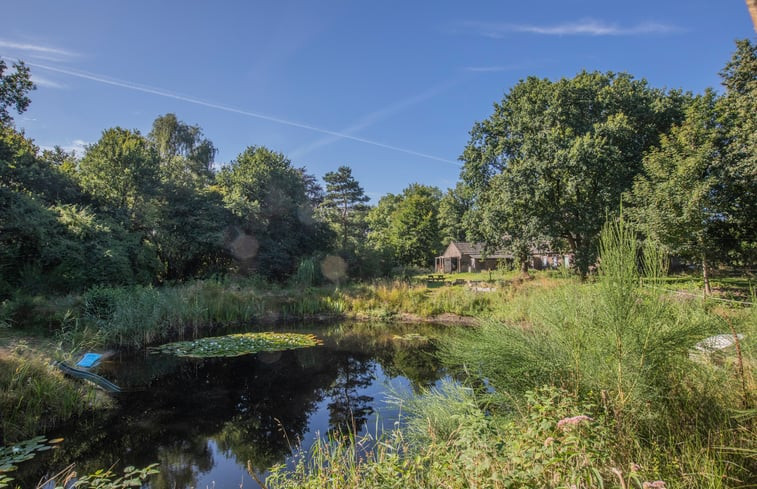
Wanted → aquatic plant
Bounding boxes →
[150,332,323,358]
[0,436,62,487]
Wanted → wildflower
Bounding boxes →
[543,436,554,447]
[556,415,593,430]
[630,463,641,472]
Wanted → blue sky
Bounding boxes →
[3,1,755,201]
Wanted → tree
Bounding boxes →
[0,60,34,126]
[148,113,216,186]
[297,166,325,208]
[321,166,370,250]
[628,92,723,294]
[368,184,442,268]
[216,146,329,279]
[438,182,473,246]
[78,127,159,225]
[461,71,686,274]
[153,185,232,280]
[145,114,230,280]
[717,39,757,265]
[467,174,546,275]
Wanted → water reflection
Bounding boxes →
[20,322,447,488]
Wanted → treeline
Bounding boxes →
[457,39,756,290]
[1,39,755,297]
[0,115,439,297]
[0,66,453,297]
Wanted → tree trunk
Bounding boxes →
[519,257,533,280]
[702,256,712,297]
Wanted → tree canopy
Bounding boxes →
[0,60,34,125]
[461,71,687,273]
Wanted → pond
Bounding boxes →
[18,322,449,488]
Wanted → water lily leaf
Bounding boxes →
[150,332,323,358]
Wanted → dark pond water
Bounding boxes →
[19,322,448,488]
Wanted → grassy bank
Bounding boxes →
[0,343,112,445]
[263,221,756,488]
[1,273,573,350]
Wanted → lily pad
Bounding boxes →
[150,332,323,358]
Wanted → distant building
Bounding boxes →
[435,242,511,273]
[435,242,572,273]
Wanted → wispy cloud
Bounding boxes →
[31,74,66,89]
[1,40,78,89]
[463,19,681,38]
[40,139,89,156]
[290,79,462,164]
[0,39,79,63]
[3,57,458,166]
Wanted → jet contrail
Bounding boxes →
[7,57,461,166]
[291,78,461,159]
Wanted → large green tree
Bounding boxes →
[438,182,473,246]
[216,146,329,279]
[628,39,757,292]
[78,127,160,227]
[717,39,757,265]
[461,71,686,274]
[628,92,723,294]
[146,114,230,280]
[368,184,442,268]
[148,113,216,187]
[321,165,370,250]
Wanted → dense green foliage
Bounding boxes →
[460,71,687,274]
[0,60,34,126]
[628,40,757,290]
[368,184,443,268]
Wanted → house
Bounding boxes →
[435,242,572,273]
[435,242,512,273]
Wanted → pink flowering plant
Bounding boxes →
[493,386,613,487]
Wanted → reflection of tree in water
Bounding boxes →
[18,349,339,485]
[16,323,449,487]
[380,344,443,393]
[326,356,376,434]
[323,322,446,393]
[149,438,214,489]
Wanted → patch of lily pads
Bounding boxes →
[151,332,323,358]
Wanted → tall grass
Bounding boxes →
[0,345,111,444]
[65,282,345,348]
[265,217,755,488]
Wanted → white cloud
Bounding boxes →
[0,39,78,58]
[464,19,681,38]
[40,139,90,156]
[31,74,66,89]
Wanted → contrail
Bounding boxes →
[291,78,461,159]
[7,57,461,166]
